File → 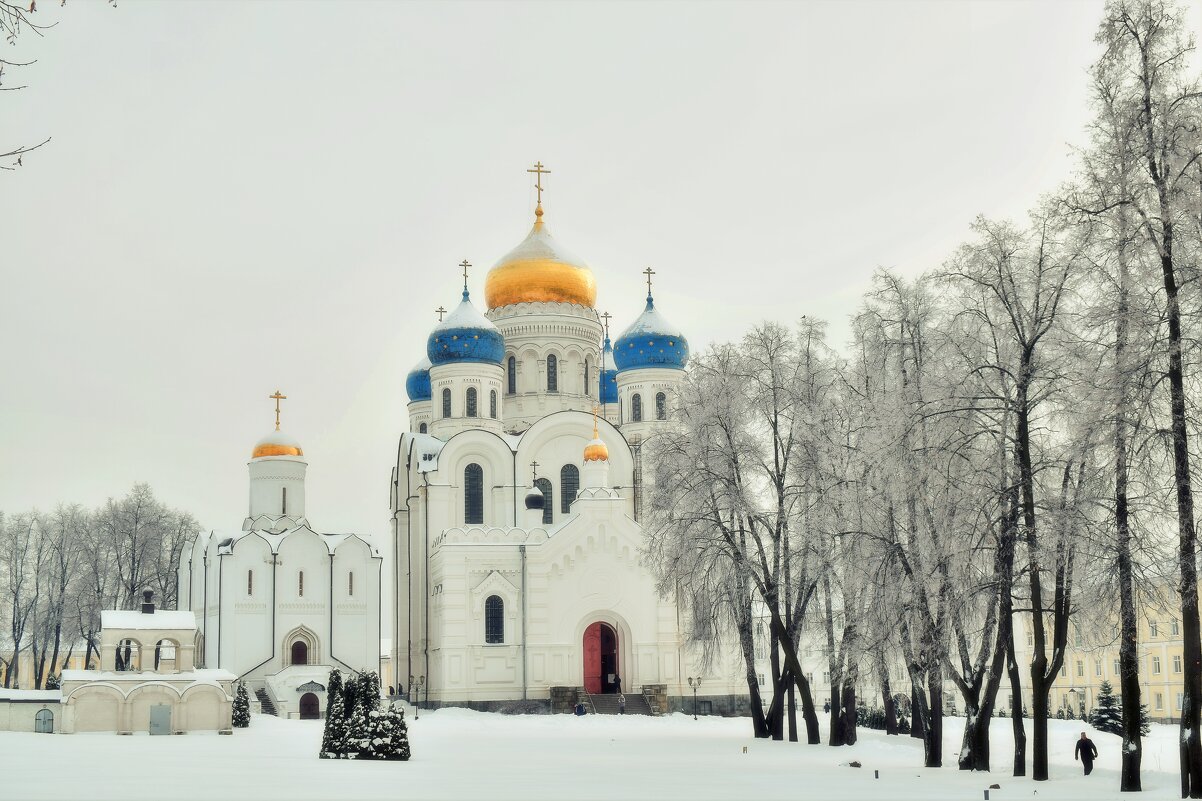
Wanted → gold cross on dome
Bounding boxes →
[530,459,540,482]
[527,161,551,205]
[591,404,600,438]
[643,267,656,296]
[435,305,447,322]
[600,311,612,340]
[459,259,472,292]
[269,390,287,431]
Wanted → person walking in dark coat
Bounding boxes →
[1075,731,1099,775]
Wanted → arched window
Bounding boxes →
[247,570,253,596]
[535,478,553,525]
[466,387,478,418]
[348,571,354,597]
[298,571,304,597]
[547,354,558,392]
[442,388,452,418]
[291,640,308,666]
[281,486,287,515]
[585,361,591,397]
[656,392,667,420]
[507,356,517,394]
[464,464,484,525]
[419,422,428,434]
[632,393,643,422]
[490,390,497,419]
[560,464,580,514]
[485,595,504,644]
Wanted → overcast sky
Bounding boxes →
[4,0,1197,544]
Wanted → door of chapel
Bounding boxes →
[583,622,619,694]
[299,692,320,720]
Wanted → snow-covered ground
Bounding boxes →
[1,708,1183,800]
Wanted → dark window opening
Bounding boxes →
[485,595,504,644]
[656,392,667,420]
[465,463,484,525]
[547,354,558,392]
[507,356,516,394]
[466,387,478,418]
[632,393,643,422]
[535,478,553,525]
[560,464,580,514]
[490,390,497,419]
[442,388,452,418]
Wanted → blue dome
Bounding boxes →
[600,336,619,403]
[427,291,505,366]
[405,356,432,402]
[613,294,689,372]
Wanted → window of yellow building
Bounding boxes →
[1151,621,1159,638]
[1153,656,1162,674]
[1156,692,1164,710]
[1077,660,1084,677]
[1174,655,1183,673]
[1173,619,1180,636]
[1095,659,1102,676]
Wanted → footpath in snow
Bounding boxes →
[0,708,1184,801]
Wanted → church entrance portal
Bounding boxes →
[299,692,320,720]
[291,640,308,666]
[583,622,619,694]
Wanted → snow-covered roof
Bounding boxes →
[101,610,196,631]
[203,525,379,557]
[0,688,61,702]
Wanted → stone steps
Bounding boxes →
[254,687,278,716]
[587,692,654,716]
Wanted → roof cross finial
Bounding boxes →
[530,459,540,483]
[600,311,612,340]
[643,266,656,299]
[269,390,287,432]
[459,259,472,296]
[527,160,551,218]
[435,305,447,322]
[592,404,600,439]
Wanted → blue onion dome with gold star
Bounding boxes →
[600,335,619,402]
[614,292,690,371]
[427,289,505,365]
[405,356,432,402]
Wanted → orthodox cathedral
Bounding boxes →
[390,166,744,712]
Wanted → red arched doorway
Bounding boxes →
[583,622,619,694]
[299,692,320,719]
[291,640,308,666]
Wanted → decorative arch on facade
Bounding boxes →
[283,625,319,666]
[153,637,181,672]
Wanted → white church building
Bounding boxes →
[178,397,383,720]
[391,171,746,713]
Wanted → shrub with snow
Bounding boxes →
[321,669,348,759]
[233,683,250,728]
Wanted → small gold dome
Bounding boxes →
[485,209,597,310]
[252,431,304,459]
[583,437,609,462]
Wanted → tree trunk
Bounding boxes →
[735,593,769,738]
[926,668,944,768]
[911,683,925,740]
[878,654,897,735]
[842,680,858,746]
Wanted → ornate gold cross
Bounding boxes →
[459,259,472,292]
[527,161,551,205]
[269,390,287,431]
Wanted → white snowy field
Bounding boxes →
[0,708,1185,801]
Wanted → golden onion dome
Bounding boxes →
[583,437,609,462]
[485,206,597,310]
[252,430,304,459]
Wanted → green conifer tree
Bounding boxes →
[320,669,348,759]
[232,683,251,728]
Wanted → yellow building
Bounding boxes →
[1012,592,1185,724]
[0,648,92,690]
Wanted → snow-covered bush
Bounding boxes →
[232,683,250,728]
[321,669,348,759]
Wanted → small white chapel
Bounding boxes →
[178,393,383,720]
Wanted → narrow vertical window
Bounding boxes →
[535,478,553,525]
[348,571,354,597]
[465,463,484,525]
[547,354,558,392]
[298,571,304,597]
[507,356,516,394]
[656,392,666,420]
[247,570,253,596]
[466,387,478,417]
[632,393,643,422]
[585,361,591,397]
[419,422,428,434]
[485,595,504,644]
[490,390,497,419]
[282,486,288,515]
[442,388,452,418]
[560,464,579,514]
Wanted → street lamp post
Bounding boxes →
[410,674,426,720]
[688,677,702,720]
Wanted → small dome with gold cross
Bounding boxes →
[252,390,304,459]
